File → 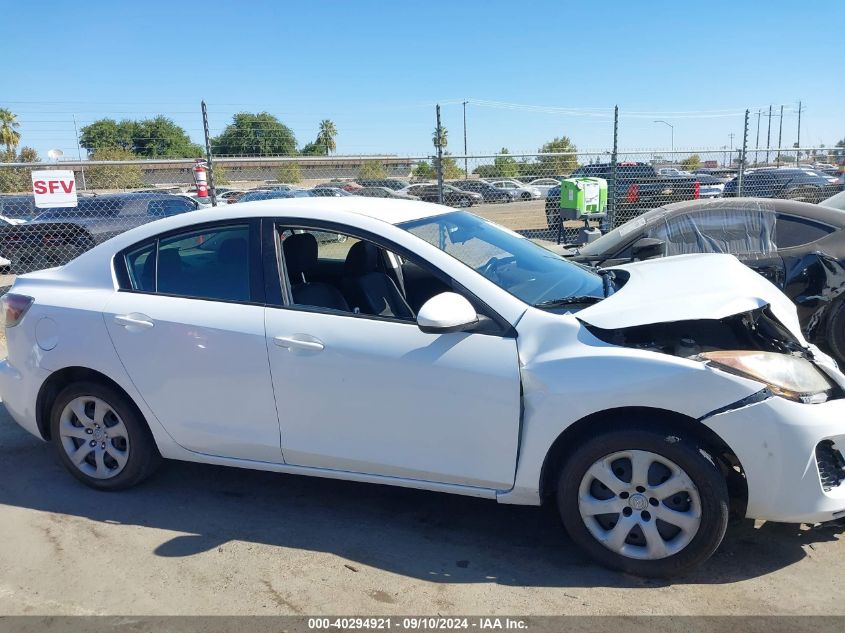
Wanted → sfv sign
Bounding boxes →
[32,170,78,208]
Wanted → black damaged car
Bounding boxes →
[563,198,845,365]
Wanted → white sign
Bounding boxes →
[31,170,78,208]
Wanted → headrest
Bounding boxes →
[218,237,249,264]
[283,232,318,278]
[344,240,380,276]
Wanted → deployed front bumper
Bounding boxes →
[704,393,845,524]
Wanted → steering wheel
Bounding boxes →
[478,255,516,283]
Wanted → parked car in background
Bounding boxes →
[356,179,407,191]
[724,168,843,202]
[239,189,316,203]
[545,162,701,228]
[563,198,845,366]
[694,173,730,198]
[218,190,246,204]
[396,184,482,207]
[487,179,542,200]
[0,193,200,274]
[316,181,362,192]
[0,195,40,224]
[449,180,513,203]
[310,187,353,197]
[528,178,563,196]
[353,186,419,200]
[3,198,845,578]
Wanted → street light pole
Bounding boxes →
[462,100,468,179]
[654,120,674,157]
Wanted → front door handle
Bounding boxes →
[114,313,155,329]
[273,335,324,352]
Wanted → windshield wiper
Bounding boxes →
[596,268,616,297]
[533,295,604,308]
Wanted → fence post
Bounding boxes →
[607,105,619,229]
[201,100,218,207]
[737,109,749,197]
[435,104,444,204]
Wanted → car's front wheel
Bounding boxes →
[557,427,729,577]
[50,381,161,490]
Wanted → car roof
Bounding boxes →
[656,198,845,228]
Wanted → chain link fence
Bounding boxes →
[1,147,843,290]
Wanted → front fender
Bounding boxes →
[497,309,764,505]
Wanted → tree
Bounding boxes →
[300,141,327,156]
[276,161,302,183]
[0,108,21,158]
[212,112,297,156]
[211,162,229,186]
[493,148,519,178]
[132,116,203,158]
[79,118,135,154]
[358,160,387,180]
[536,136,578,175]
[680,153,701,171]
[411,161,434,179]
[440,153,463,179]
[316,119,337,155]
[85,148,144,189]
[433,126,448,149]
[17,146,39,162]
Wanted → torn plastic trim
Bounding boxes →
[698,388,773,422]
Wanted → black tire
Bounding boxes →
[826,299,845,368]
[50,381,161,491]
[557,427,729,577]
[521,191,532,200]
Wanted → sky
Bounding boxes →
[2,0,843,160]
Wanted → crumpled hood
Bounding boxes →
[576,253,806,342]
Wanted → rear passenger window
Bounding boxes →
[124,224,251,302]
[775,215,834,248]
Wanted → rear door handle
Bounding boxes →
[273,335,324,352]
[114,313,155,329]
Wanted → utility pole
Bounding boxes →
[462,100,468,179]
[776,104,784,165]
[738,110,749,196]
[608,105,619,230]
[72,114,87,191]
[201,100,217,207]
[435,104,444,204]
[795,100,803,166]
[755,109,761,165]
[765,105,772,165]
[728,133,735,168]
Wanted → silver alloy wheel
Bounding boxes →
[578,450,701,560]
[58,396,131,480]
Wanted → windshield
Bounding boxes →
[399,211,604,306]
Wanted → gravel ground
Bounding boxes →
[0,307,844,617]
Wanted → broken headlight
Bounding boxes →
[700,351,835,404]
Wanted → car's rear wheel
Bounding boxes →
[521,191,532,200]
[50,381,161,490]
[557,427,729,577]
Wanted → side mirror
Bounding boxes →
[417,292,478,334]
[631,237,665,261]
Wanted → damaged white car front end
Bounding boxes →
[503,253,845,528]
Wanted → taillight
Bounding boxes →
[626,184,639,204]
[1,293,34,328]
[693,181,701,199]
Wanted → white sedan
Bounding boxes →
[487,179,543,200]
[2,197,844,577]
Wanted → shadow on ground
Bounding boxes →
[0,403,841,589]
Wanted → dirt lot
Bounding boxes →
[1,332,844,617]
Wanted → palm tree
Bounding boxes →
[316,119,337,155]
[0,108,21,160]
[432,126,448,149]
